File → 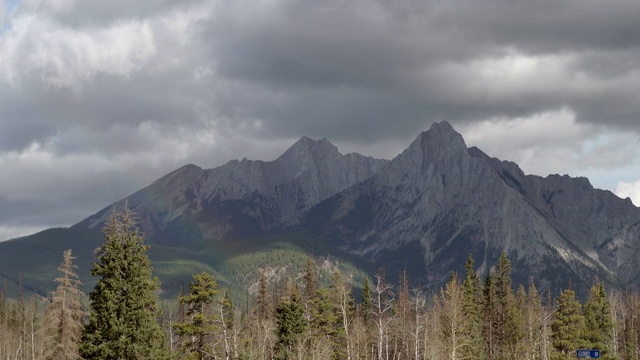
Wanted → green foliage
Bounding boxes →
[361,277,372,326]
[303,257,318,303]
[551,288,585,359]
[275,290,306,359]
[583,278,616,360]
[79,207,168,360]
[173,272,219,360]
[462,254,486,360]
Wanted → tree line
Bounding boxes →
[0,207,638,359]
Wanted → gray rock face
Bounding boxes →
[78,137,388,243]
[299,122,640,293]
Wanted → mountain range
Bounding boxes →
[1,121,639,298]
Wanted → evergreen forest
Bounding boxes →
[1,208,638,360]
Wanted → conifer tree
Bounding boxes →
[275,287,306,360]
[44,249,84,360]
[361,277,373,327]
[360,277,373,359]
[495,251,523,359]
[79,206,167,360]
[309,286,340,357]
[583,278,616,360]
[256,271,271,320]
[303,257,318,303]
[462,254,486,360]
[484,271,498,360]
[551,287,585,360]
[174,272,219,360]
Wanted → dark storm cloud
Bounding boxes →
[199,0,640,142]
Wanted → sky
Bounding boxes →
[1,0,640,241]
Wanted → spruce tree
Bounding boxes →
[551,288,585,360]
[174,272,219,360]
[484,271,499,360]
[495,251,523,359]
[462,254,486,360]
[275,288,306,359]
[79,206,167,360]
[256,271,271,320]
[583,278,616,360]
[361,277,373,327]
[44,249,84,360]
[303,257,318,303]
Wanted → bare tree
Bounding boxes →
[43,249,84,360]
[372,270,394,360]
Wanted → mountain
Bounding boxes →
[298,122,640,293]
[1,122,639,299]
[75,137,388,246]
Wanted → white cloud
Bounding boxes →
[459,108,593,174]
[616,180,640,207]
[458,110,640,193]
[0,15,156,88]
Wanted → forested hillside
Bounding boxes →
[0,209,635,360]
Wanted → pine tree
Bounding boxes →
[583,277,616,360]
[495,251,523,359]
[174,272,219,360]
[275,288,306,360]
[484,271,498,360]
[551,288,585,360]
[361,277,373,327]
[309,286,340,357]
[360,277,373,360]
[303,258,318,303]
[79,206,168,360]
[256,271,271,321]
[43,249,84,360]
[462,254,486,360]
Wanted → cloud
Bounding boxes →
[0,1,5,30]
[193,0,640,144]
[616,180,640,206]
[1,0,640,239]
[459,110,640,192]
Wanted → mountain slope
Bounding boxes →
[297,122,640,294]
[75,137,388,246]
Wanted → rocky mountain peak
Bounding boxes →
[415,121,467,158]
[277,136,340,161]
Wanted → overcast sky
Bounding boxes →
[1,0,640,241]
